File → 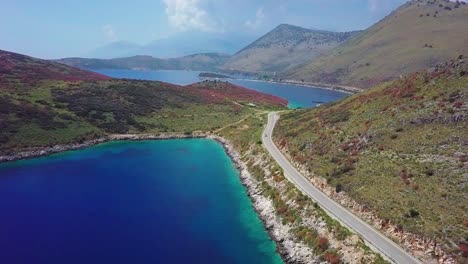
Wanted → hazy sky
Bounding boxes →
[1,0,408,59]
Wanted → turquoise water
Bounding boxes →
[0,139,283,264]
[95,69,348,108]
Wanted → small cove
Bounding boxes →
[0,139,283,264]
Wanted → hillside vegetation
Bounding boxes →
[284,0,468,88]
[222,24,359,74]
[0,49,110,83]
[0,50,286,153]
[275,58,467,260]
[56,53,230,71]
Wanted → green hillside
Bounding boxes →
[275,58,467,259]
[284,0,468,88]
[0,50,286,153]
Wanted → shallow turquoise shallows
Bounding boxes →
[0,139,283,264]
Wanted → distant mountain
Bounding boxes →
[283,0,468,88]
[86,41,142,59]
[56,53,231,71]
[221,24,360,74]
[138,32,252,58]
[87,32,253,59]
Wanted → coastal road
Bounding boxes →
[262,112,421,264]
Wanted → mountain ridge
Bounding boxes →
[88,32,254,59]
[221,24,361,74]
[282,0,468,88]
[56,53,231,71]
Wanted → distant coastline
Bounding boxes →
[198,72,231,79]
[199,72,361,94]
[236,78,361,94]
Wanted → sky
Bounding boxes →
[0,0,409,59]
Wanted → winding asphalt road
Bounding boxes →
[262,112,421,264]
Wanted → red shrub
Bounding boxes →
[400,170,408,180]
[412,184,419,191]
[279,139,288,148]
[460,242,468,258]
[317,236,329,251]
[277,206,288,215]
[324,252,341,264]
[454,101,463,109]
[459,156,468,163]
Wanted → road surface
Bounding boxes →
[262,112,421,264]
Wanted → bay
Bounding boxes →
[95,69,348,108]
[0,139,283,264]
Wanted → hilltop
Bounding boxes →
[0,50,286,153]
[221,24,360,74]
[0,49,110,85]
[275,57,467,261]
[283,0,468,88]
[56,53,231,71]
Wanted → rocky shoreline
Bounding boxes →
[265,79,361,94]
[0,133,315,264]
[0,133,206,163]
[211,135,318,263]
[230,78,360,95]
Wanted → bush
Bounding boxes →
[424,167,434,176]
[0,134,9,144]
[407,208,420,218]
[335,183,343,193]
[324,252,341,264]
[460,242,468,258]
[317,236,329,251]
[322,110,351,124]
[340,164,354,173]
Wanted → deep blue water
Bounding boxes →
[0,139,283,264]
[95,69,348,108]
